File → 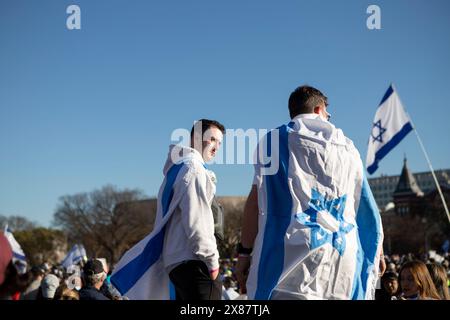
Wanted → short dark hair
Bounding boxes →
[190,119,225,138]
[288,85,328,119]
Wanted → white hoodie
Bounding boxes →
[161,144,220,273]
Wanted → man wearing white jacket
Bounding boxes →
[164,119,225,300]
[111,119,225,300]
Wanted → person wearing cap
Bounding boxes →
[79,259,109,300]
[97,258,123,300]
[37,274,60,300]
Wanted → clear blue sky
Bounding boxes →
[1,0,449,227]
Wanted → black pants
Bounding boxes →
[168,260,222,300]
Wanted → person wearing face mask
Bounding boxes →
[111,119,225,300]
[235,85,386,300]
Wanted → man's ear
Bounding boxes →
[313,106,321,115]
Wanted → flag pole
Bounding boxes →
[411,127,450,224]
[393,84,450,225]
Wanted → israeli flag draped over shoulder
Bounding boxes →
[366,84,413,174]
[246,114,384,300]
[110,145,204,300]
[4,225,27,274]
[61,244,87,269]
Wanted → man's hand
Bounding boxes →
[210,268,219,281]
[379,254,386,277]
[235,255,251,294]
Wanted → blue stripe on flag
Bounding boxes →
[379,85,394,106]
[13,252,26,261]
[255,124,293,299]
[162,164,184,217]
[169,282,176,300]
[111,163,184,295]
[367,122,413,174]
[351,175,382,299]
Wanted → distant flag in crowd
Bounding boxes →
[61,244,87,269]
[3,225,27,274]
[366,84,413,174]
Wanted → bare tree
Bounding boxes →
[216,197,246,259]
[14,228,67,266]
[53,185,151,264]
[0,215,37,231]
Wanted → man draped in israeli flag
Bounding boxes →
[111,119,225,300]
[4,225,27,274]
[366,84,413,174]
[236,85,385,300]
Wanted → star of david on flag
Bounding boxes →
[295,189,354,256]
[371,120,386,143]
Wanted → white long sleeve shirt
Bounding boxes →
[162,145,220,273]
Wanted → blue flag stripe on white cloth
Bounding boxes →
[13,252,26,261]
[351,175,383,299]
[255,124,293,299]
[367,122,413,174]
[4,226,27,274]
[366,84,413,174]
[110,163,184,295]
[379,85,393,106]
[169,282,176,300]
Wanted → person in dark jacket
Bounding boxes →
[79,259,109,300]
[375,271,400,300]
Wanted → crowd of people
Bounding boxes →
[219,252,450,301]
[0,232,124,300]
[375,252,450,300]
[1,229,449,300]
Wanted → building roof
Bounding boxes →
[394,157,424,196]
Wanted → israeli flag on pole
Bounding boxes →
[4,225,27,274]
[61,244,87,269]
[366,84,413,174]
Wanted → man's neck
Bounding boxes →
[292,113,321,121]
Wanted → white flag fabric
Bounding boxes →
[247,114,384,300]
[4,225,27,274]
[61,244,87,269]
[366,84,413,174]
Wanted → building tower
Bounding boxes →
[392,157,424,217]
